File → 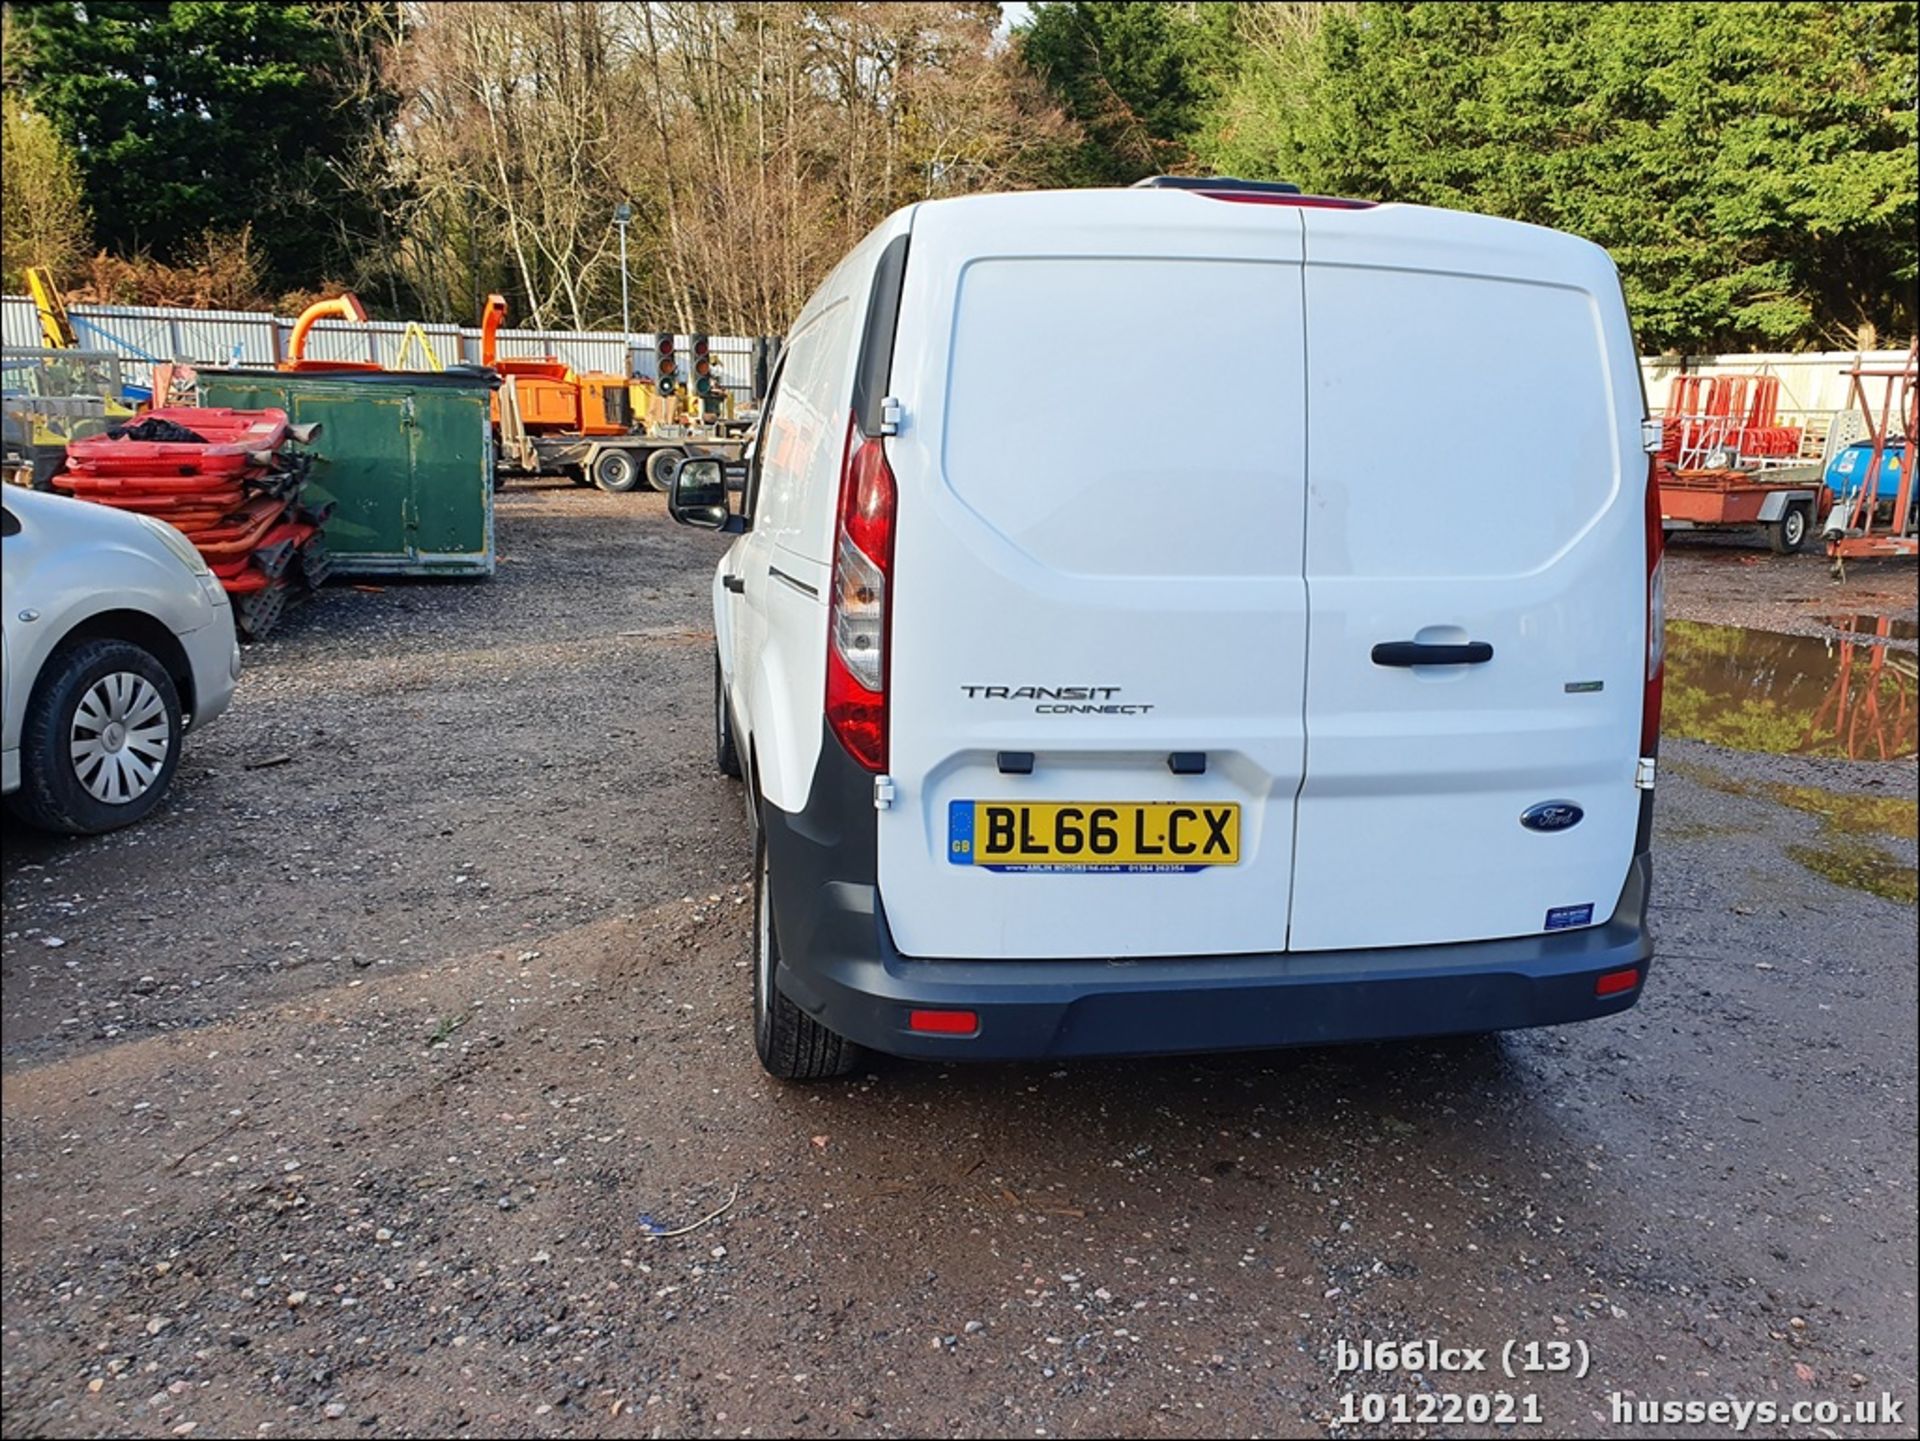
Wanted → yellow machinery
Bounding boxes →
[5,269,134,487]
[25,266,75,348]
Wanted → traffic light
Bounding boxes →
[690,334,714,400]
[655,333,677,396]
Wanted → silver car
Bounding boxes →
[2,485,240,834]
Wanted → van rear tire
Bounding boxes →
[753,820,860,1081]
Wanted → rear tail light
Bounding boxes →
[1595,966,1642,998]
[827,416,896,771]
[908,1009,978,1035]
[1643,455,1665,758]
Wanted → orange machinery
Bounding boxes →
[479,295,635,436]
[281,295,383,372]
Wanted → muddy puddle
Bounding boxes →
[1664,620,1918,760]
[1786,839,1919,904]
[1816,614,1920,643]
[1668,760,1918,903]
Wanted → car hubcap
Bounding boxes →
[605,455,633,485]
[70,672,170,805]
[1786,511,1804,544]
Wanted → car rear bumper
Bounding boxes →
[768,836,1653,1063]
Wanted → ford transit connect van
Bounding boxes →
[670,180,1661,1080]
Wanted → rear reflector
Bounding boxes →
[908,1009,979,1036]
[1594,967,1641,998]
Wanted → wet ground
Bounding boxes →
[2,493,1915,1438]
[1664,621,1917,762]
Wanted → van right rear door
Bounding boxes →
[1288,204,1649,952]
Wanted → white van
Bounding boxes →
[670,178,1661,1080]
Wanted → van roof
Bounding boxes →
[895,187,1615,282]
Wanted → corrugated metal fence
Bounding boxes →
[2,292,1901,416]
[0,294,760,400]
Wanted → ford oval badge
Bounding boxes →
[1521,800,1584,833]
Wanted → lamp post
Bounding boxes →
[614,201,633,341]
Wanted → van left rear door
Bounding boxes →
[876,191,1311,961]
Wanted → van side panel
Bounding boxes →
[878,193,1309,960]
[1290,208,1645,952]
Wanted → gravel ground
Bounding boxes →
[1663,533,1918,643]
[3,485,1915,1438]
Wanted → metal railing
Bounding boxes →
[5,294,1900,416]
[0,294,761,401]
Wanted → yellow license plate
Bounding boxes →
[948,801,1240,872]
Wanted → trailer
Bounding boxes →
[1658,461,1828,554]
[1822,342,1918,576]
[480,298,755,491]
[1653,370,1850,552]
[494,374,751,491]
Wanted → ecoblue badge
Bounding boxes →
[1545,904,1594,931]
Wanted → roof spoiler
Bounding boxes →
[1131,175,1303,195]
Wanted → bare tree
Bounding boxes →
[377,1,1071,335]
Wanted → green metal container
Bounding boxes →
[197,368,496,577]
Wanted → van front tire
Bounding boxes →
[714,656,742,779]
[753,819,860,1081]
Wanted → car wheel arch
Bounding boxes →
[39,609,196,722]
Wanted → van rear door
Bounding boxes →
[1289,205,1648,952]
[877,192,1308,961]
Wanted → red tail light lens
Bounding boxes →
[827,417,896,772]
[908,1009,979,1035]
[1595,966,1642,998]
[1643,455,1665,758]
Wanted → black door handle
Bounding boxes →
[1371,640,1494,667]
[722,574,745,594]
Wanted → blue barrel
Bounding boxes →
[1823,439,1908,501]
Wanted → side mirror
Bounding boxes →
[667,455,746,532]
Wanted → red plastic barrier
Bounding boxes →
[60,468,264,495]
[65,407,288,477]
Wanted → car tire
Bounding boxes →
[11,639,183,835]
[1768,504,1810,554]
[645,447,685,493]
[752,817,860,1081]
[592,448,644,493]
[714,656,742,779]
